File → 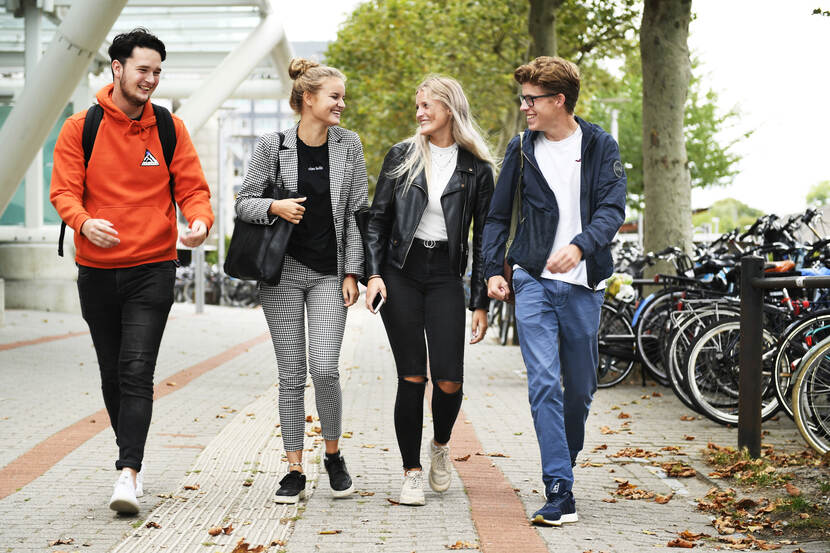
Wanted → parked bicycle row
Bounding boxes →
[175,263,260,307]
[597,208,830,453]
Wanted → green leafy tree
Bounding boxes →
[691,198,764,233]
[807,180,830,206]
[590,53,750,210]
[325,0,638,193]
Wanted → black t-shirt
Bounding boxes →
[287,137,337,275]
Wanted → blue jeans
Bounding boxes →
[512,269,604,494]
[77,261,176,471]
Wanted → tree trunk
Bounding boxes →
[640,0,693,274]
[529,0,560,57]
[497,0,562,156]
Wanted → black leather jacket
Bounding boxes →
[365,142,494,311]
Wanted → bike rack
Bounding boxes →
[739,256,830,457]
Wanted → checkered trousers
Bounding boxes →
[259,255,347,452]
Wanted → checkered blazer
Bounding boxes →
[235,123,369,281]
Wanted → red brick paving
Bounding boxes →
[0,330,89,351]
[451,409,549,553]
[0,333,268,499]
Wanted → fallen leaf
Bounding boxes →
[270,540,286,547]
[305,415,313,423]
[319,529,343,535]
[166,381,177,387]
[667,538,694,548]
[445,541,480,550]
[387,498,400,505]
[785,482,801,496]
[679,531,709,540]
[184,484,200,490]
[358,491,375,496]
[680,415,696,421]
[600,426,618,434]
[683,435,695,441]
[454,454,471,462]
[342,432,353,438]
[618,412,631,419]
[655,493,674,504]
[48,538,74,546]
[231,538,266,553]
[475,452,509,458]
[592,444,608,452]
[602,497,617,503]
[652,391,663,397]
[642,529,656,535]
[145,521,161,529]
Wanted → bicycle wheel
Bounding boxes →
[487,299,503,328]
[685,319,779,425]
[665,307,739,414]
[791,335,830,454]
[773,311,830,419]
[597,302,635,388]
[634,289,685,385]
[499,302,514,346]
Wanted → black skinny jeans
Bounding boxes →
[380,242,466,468]
[77,261,175,471]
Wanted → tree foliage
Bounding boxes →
[807,180,830,206]
[325,0,638,192]
[590,54,751,209]
[691,198,764,233]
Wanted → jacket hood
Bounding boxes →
[95,83,158,134]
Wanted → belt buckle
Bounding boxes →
[422,239,436,249]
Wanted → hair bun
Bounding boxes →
[288,58,320,80]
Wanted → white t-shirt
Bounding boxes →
[414,142,457,241]
[534,127,592,288]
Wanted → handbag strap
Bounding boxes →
[506,132,524,253]
[266,131,284,199]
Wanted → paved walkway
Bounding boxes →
[0,302,827,552]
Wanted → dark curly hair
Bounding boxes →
[108,27,166,70]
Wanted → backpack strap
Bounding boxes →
[152,103,177,205]
[59,104,103,257]
[506,132,524,253]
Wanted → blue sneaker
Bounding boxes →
[531,484,578,526]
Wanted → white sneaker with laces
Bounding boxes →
[428,441,452,492]
[109,472,139,514]
[399,469,426,506]
[135,465,144,498]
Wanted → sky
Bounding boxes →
[280,1,829,215]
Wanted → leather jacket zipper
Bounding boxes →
[401,195,429,267]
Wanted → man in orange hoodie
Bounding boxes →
[50,28,213,514]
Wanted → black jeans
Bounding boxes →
[380,241,466,468]
[77,261,176,471]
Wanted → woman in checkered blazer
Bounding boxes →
[234,58,368,504]
[363,76,495,506]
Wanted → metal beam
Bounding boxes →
[175,7,291,133]
[0,0,127,218]
[23,0,42,228]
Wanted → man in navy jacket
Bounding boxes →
[482,56,626,526]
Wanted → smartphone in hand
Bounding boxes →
[370,293,385,314]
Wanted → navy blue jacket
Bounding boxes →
[481,116,626,289]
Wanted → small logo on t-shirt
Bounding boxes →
[307,165,324,171]
[141,150,160,166]
[575,158,581,163]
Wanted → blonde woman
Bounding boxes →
[235,58,368,503]
[364,76,494,505]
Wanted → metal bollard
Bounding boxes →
[738,255,764,458]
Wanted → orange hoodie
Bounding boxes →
[50,84,214,268]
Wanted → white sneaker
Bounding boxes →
[399,470,426,506]
[136,465,144,498]
[109,472,139,514]
[428,441,452,492]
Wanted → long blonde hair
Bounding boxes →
[391,76,495,192]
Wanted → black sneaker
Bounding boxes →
[324,452,355,498]
[275,470,306,504]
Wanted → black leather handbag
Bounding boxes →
[224,133,299,285]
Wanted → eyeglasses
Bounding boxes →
[517,92,560,107]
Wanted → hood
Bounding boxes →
[95,83,158,135]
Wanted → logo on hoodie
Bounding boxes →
[141,150,160,167]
